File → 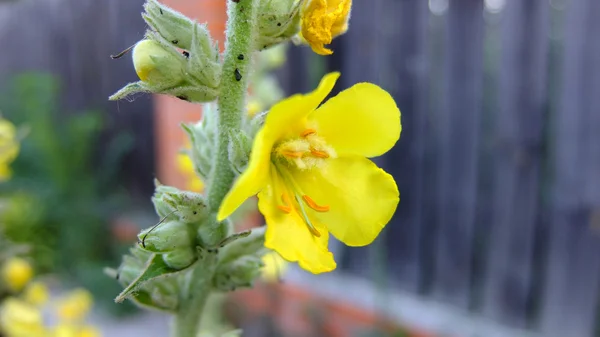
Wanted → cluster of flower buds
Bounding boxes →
[109,0,221,103]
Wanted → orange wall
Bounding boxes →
[153,0,226,188]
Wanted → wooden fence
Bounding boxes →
[1,0,600,336]
[279,0,600,336]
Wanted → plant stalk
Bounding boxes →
[172,0,257,336]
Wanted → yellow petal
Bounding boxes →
[294,156,399,246]
[259,172,336,274]
[310,82,401,158]
[261,251,289,282]
[218,73,340,221]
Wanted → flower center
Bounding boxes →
[273,128,336,170]
[272,129,333,238]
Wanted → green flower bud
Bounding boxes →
[162,248,196,270]
[213,256,264,291]
[197,219,231,249]
[137,220,195,253]
[228,130,252,174]
[142,0,196,50]
[256,0,301,50]
[133,39,186,87]
[162,191,209,224]
[152,180,182,219]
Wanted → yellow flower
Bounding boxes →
[246,100,263,118]
[300,0,352,55]
[23,281,50,306]
[261,251,288,282]
[177,152,204,192]
[2,257,33,292]
[218,72,400,273]
[0,118,20,181]
[56,289,93,322]
[77,326,101,337]
[0,297,47,337]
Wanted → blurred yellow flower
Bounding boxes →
[177,152,204,192]
[2,257,33,292]
[218,72,400,274]
[77,326,101,337]
[300,0,352,55]
[56,289,93,322]
[53,324,79,337]
[23,281,50,307]
[246,100,263,118]
[261,251,288,282]
[0,297,47,337]
[0,118,20,181]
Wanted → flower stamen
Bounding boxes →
[302,195,330,212]
[310,148,329,158]
[277,193,293,214]
[294,195,321,237]
[301,129,317,137]
[281,150,304,158]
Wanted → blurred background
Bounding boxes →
[0,0,599,336]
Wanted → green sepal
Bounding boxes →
[115,253,188,303]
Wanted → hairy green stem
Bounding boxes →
[172,254,217,337]
[207,0,257,211]
[173,0,257,336]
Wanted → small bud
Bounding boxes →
[197,219,231,249]
[162,191,209,224]
[213,256,264,291]
[142,0,196,50]
[256,0,301,50]
[162,248,196,270]
[132,39,185,87]
[110,34,220,103]
[228,130,252,174]
[138,220,195,253]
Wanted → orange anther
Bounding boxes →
[277,205,292,213]
[278,193,293,214]
[281,150,304,158]
[301,129,317,137]
[310,148,329,158]
[302,195,330,212]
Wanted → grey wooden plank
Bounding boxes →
[482,0,549,327]
[539,0,600,336]
[433,0,485,308]
[376,0,430,292]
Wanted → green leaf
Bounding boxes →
[115,253,186,303]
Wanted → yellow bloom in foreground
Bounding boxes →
[218,72,400,273]
[0,118,20,181]
[24,281,50,306]
[56,289,93,322]
[301,0,352,55]
[0,297,47,337]
[177,152,204,192]
[261,251,289,282]
[77,326,101,337]
[2,257,33,292]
